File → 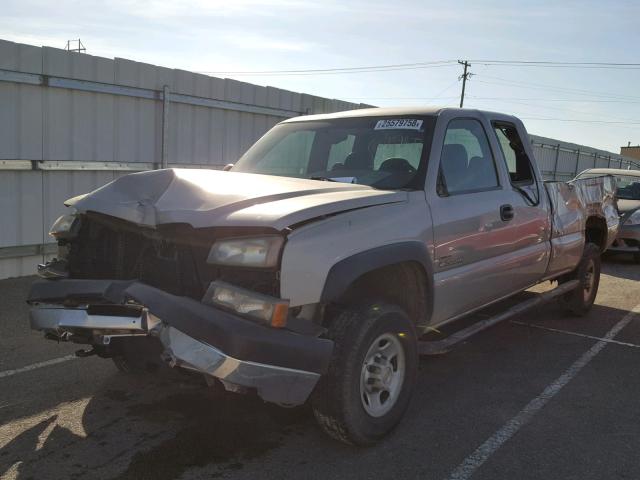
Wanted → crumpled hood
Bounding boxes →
[66,169,407,230]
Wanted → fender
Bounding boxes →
[320,241,434,322]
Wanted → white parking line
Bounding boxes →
[511,320,640,349]
[446,303,640,480]
[0,355,78,379]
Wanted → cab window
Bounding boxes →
[439,118,499,195]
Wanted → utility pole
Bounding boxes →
[458,60,472,108]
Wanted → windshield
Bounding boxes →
[578,172,640,200]
[232,116,436,190]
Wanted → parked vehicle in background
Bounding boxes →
[29,107,618,445]
[576,168,640,263]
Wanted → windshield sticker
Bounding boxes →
[374,119,423,130]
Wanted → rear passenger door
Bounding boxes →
[428,117,532,324]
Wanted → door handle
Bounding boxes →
[500,204,514,221]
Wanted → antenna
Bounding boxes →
[65,39,86,53]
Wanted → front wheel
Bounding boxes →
[311,303,418,446]
[560,242,601,316]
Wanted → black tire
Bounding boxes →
[311,302,418,446]
[560,242,601,316]
[111,337,166,375]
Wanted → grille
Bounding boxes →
[67,214,279,300]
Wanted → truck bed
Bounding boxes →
[545,175,618,277]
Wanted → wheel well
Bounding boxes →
[330,261,429,327]
[585,216,607,252]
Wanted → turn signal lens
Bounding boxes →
[49,214,78,239]
[204,281,289,328]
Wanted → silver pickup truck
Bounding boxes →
[28,107,618,445]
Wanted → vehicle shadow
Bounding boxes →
[0,372,313,480]
[2,297,637,480]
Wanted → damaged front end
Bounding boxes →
[31,212,332,406]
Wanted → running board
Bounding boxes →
[418,279,580,355]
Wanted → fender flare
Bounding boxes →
[319,241,434,322]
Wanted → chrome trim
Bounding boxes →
[29,304,318,406]
[159,326,320,406]
[30,305,149,333]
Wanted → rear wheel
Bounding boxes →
[560,242,601,316]
[311,302,418,446]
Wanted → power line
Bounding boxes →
[467,96,640,104]
[198,59,640,76]
[468,95,640,124]
[344,95,640,103]
[432,79,461,102]
[197,60,457,76]
[470,60,640,66]
[518,117,640,125]
[344,96,461,100]
[474,75,640,101]
[470,60,640,70]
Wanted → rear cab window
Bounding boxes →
[492,122,534,185]
[491,121,540,204]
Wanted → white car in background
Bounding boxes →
[577,168,640,263]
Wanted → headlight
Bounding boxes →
[204,281,289,328]
[207,235,284,268]
[624,210,640,226]
[49,214,79,239]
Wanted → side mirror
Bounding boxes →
[222,163,234,171]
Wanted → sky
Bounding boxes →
[2,0,640,152]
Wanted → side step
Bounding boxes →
[418,280,580,355]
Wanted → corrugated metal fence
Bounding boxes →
[530,134,639,181]
[1,39,638,279]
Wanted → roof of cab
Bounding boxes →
[281,106,519,123]
[580,168,640,177]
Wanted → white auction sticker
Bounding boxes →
[374,119,423,130]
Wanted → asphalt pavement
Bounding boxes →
[1,256,639,480]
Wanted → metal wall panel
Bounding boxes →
[577,153,596,174]
[0,41,43,161]
[0,82,43,161]
[531,144,558,178]
[0,170,43,248]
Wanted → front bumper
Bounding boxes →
[28,279,333,406]
[608,224,640,253]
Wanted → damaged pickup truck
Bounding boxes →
[28,107,618,445]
